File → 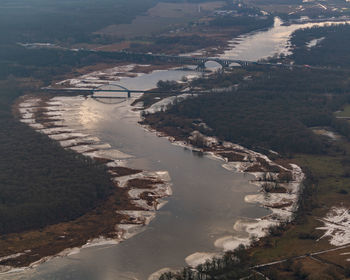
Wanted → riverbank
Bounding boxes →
[141,111,304,261]
[0,94,173,272]
[6,15,350,278]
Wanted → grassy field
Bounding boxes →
[96,1,225,39]
[336,105,350,118]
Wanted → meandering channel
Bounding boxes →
[6,17,350,280]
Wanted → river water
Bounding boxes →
[5,17,348,280]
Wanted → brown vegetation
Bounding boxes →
[0,181,140,268]
[127,178,163,189]
[109,166,142,177]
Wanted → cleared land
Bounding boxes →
[96,2,225,38]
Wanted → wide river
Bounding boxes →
[5,17,348,280]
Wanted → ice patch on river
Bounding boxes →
[185,252,221,267]
[144,93,196,114]
[56,64,140,89]
[14,94,174,273]
[144,112,304,270]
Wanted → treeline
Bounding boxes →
[0,43,128,234]
[0,80,116,234]
[289,23,350,68]
[160,245,262,280]
[129,35,218,55]
[0,0,157,44]
[209,15,274,32]
[0,45,148,81]
[146,67,350,155]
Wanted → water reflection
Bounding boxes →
[221,17,350,61]
[7,17,349,280]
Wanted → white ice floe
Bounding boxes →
[44,111,65,116]
[28,123,45,129]
[317,207,350,246]
[144,94,195,114]
[59,137,101,148]
[148,268,178,280]
[48,132,89,141]
[82,237,119,249]
[20,118,36,124]
[84,149,133,160]
[18,98,41,108]
[21,112,34,119]
[69,143,111,153]
[39,127,73,135]
[116,224,144,240]
[185,252,221,267]
[56,64,139,89]
[234,218,278,239]
[214,218,280,252]
[214,235,251,251]
[244,193,296,210]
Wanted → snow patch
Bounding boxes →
[185,252,221,267]
[317,207,350,246]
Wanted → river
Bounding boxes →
[5,17,348,280]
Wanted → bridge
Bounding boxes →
[98,50,322,70]
[43,87,201,99]
[43,51,325,98]
[99,50,260,70]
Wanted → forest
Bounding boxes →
[0,78,117,234]
[153,22,350,280]
[0,29,132,235]
[143,18,350,157]
[289,23,350,68]
[0,0,158,44]
[145,67,350,154]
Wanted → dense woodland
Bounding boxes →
[154,20,350,280]
[145,22,350,156]
[0,78,118,234]
[1,0,350,276]
[0,0,157,44]
[0,0,187,236]
[289,23,350,67]
[0,0,275,236]
[146,67,350,154]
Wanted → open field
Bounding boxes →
[336,105,350,118]
[96,1,225,39]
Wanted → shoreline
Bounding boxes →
[0,15,318,273]
[140,116,304,266]
[5,61,304,276]
[0,93,173,273]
